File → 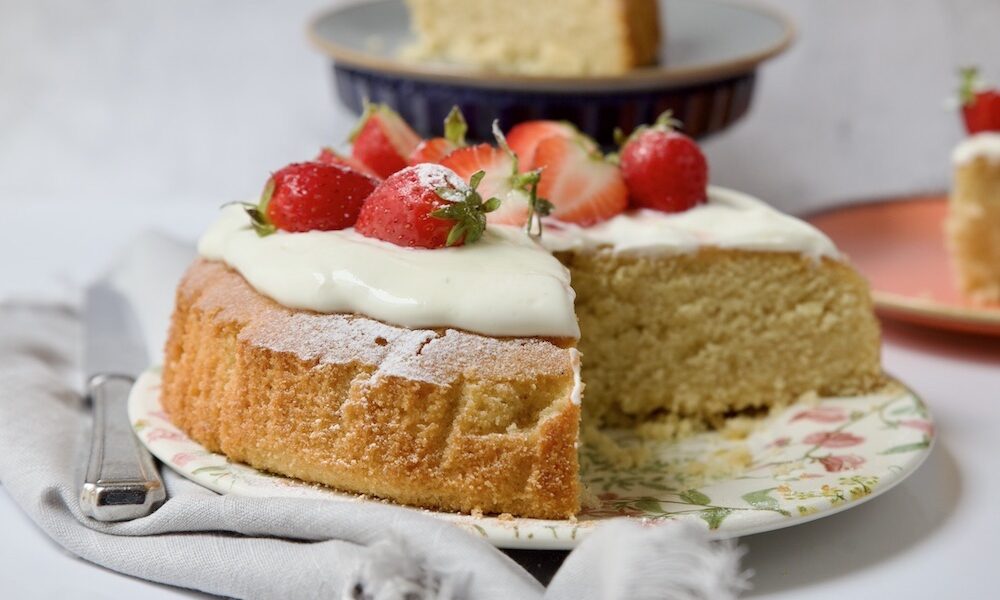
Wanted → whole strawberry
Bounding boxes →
[618,112,708,213]
[959,67,1000,134]
[350,102,421,178]
[408,105,468,165]
[355,164,500,249]
[245,162,376,235]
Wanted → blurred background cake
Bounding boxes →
[401,0,661,75]
[946,68,1000,304]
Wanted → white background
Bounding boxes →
[1,0,999,597]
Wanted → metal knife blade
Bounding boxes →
[80,281,165,521]
[84,282,150,379]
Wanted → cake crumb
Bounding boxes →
[470,508,484,519]
[498,512,514,522]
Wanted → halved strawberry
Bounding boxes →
[533,136,628,226]
[409,138,458,165]
[409,106,468,165]
[315,147,381,180]
[507,120,595,171]
[440,143,528,225]
[350,103,420,179]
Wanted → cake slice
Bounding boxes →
[547,190,883,431]
[402,0,661,75]
[946,133,1000,304]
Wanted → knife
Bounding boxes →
[79,281,166,521]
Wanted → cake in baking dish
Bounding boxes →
[161,108,883,518]
[401,0,661,75]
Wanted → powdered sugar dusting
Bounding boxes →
[184,260,576,388]
[411,163,468,195]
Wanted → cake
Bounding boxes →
[545,189,883,431]
[401,0,661,76]
[946,68,1000,304]
[947,133,1000,304]
[161,108,884,519]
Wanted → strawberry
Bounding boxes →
[532,136,628,226]
[354,164,500,248]
[315,147,381,180]
[350,103,421,179]
[959,67,1000,134]
[243,162,377,235]
[506,120,595,171]
[618,112,708,213]
[440,143,529,225]
[409,106,468,165]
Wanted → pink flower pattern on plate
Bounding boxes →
[818,454,866,472]
[792,406,848,423]
[900,419,934,437]
[803,431,865,448]
[171,452,198,467]
[146,428,186,443]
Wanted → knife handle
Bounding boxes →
[80,374,166,521]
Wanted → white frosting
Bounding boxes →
[540,186,840,260]
[952,132,1000,165]
[199,205,579,338]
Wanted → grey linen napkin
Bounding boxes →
[0,234,748,600]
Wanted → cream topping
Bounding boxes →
[952,132,1000,165]
[540,186,840,260]
[199,205,579,339]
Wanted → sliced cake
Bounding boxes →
[161,107,885,518]
[401,0,661,75]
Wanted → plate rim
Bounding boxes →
[804,194,1000,334]
[305,0,795,92]
[130,369,934,550]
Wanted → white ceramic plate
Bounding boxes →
[130,369,933,550]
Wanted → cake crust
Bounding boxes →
[162,259,581,518]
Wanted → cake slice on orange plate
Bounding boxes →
[946,67,1000,305]
[161,105,884,519]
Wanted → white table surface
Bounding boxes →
[2,0,999,597]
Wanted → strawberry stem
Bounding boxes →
[245,178,276,237]
[959,66,980,106]
[492,120,520,175]
[429,169,500,246]
[519,169,553,240]
[443,106,468,146]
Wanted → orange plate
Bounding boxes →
[806,194,1000,336]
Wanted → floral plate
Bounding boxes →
[129,370,934,550]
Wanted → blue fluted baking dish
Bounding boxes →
[308,0,793,144]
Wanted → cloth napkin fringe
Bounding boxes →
[545,520,750,600]
[344,533,470,600]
